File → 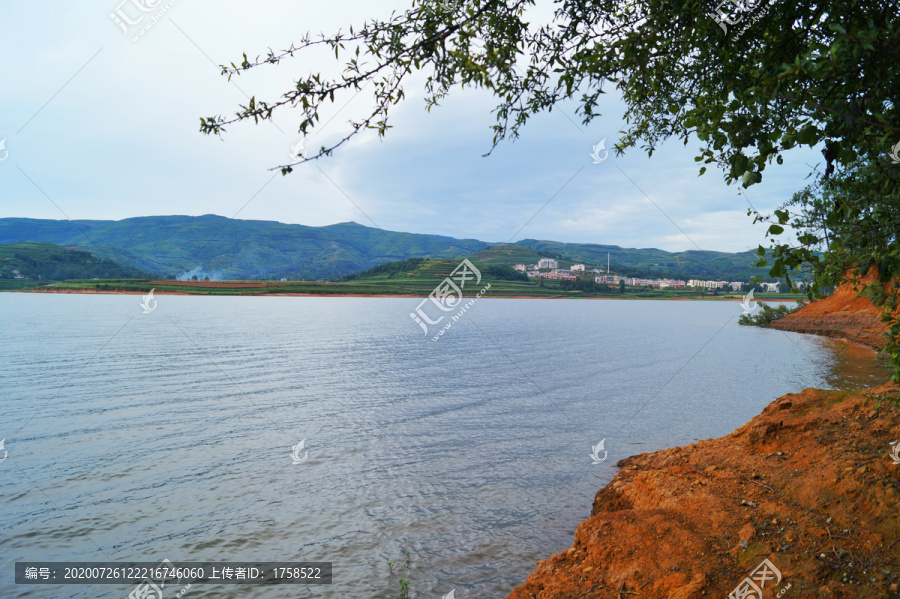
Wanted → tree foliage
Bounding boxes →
[200,0,900,380]
[737,302,796,326]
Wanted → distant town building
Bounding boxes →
[513,264,527,272]
[570,264,586,272]
[537,258,558,270]
[730,282,743,291]
[760,282,780,292]
[688,279,729,289]
[595,275,622,284]
[632,278,660,287]
[595,276,687,288]
[659,279,686,288]
[530,270,575,280]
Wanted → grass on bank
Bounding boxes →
[24,277,804,301]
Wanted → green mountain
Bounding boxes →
[511,240,764,281]
[467,245,546,266]
[344,256,529,283]
[0,216,769,281]
[0,216,490,280]
[0,242,151,285]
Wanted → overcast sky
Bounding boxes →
[0,0,822,252]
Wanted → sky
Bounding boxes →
[0,0,823,253]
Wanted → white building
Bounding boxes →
[537,258,558,270]
[659,279,687,288]
[688,279,728,289]
[513,264,527,272]
[570,264,586,272]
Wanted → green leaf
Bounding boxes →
[742,171,761,186]
[796,125,820,145]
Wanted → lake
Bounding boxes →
[0,294,889,598]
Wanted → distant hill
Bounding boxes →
[0,216,771,281]
[345,256,529,283]
[0,242,151,283]
[0,216,490,280]
[512,240,764,281]
[468,242,766,281]
[468,245,546,266]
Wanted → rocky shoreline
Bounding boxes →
[507,282,900,598]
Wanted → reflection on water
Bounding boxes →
[811,336,891,390]
[0,295,890,599]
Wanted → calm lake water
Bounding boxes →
[0,294,889,599]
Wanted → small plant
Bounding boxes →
[398,578,410,599]
[738,302,796,326]
[873,391,900,408]
[403,551,413,568]
[387,561,395,575]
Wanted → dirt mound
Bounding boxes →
[769,276,893,350]
[506,384,900,598]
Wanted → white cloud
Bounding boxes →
[0,0,822,254]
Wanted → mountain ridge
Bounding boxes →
[0,215,766,281]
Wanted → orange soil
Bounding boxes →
[507,279,900,598]
[507,384,900,598]
[768,276,895,350]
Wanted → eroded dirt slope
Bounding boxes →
[769,278,892,350]
[507,383,900,598]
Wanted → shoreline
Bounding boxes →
[506,282,900,598]
[10,287,797,302]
